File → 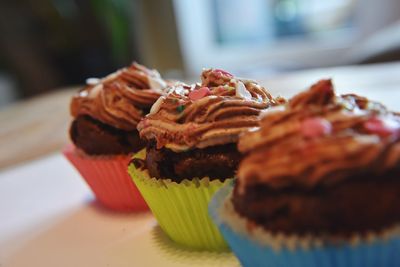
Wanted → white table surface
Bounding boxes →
[0,154,239,267]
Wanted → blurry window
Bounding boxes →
[213,0,356,46]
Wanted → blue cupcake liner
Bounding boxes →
[209,183,400,267]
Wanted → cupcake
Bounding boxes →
[209,79,400,266]
[128,68,284,250]
[63,62,168,211]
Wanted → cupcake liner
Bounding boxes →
[209,183,400,267]
[128,149,231,251]
[63,144,148,212]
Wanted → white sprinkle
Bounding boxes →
[174,85,189,96]
[79,90,89,97]
[247,126,260,132]
[86,78,100,85]
[235,81,252,100]
[149,96,166,114]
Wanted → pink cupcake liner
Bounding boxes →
[63,144,148,212]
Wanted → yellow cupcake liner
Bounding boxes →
[128,149,231,251]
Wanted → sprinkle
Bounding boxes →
[235,81,252,100]
[78,90,89,97]
[301,117,332,138]
[176,105,185,113]
[364,117,400,137]
[149,96,165,114]
[174,85,188,96]
[86,77,100,85]
[188,86,211,101]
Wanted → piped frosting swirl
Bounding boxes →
[138,68,285,152]
[70,62,167,131]
[237,79,400,191]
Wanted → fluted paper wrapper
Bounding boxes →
[128,149,231,251]
[209,183,400,267]
[63,144,148,212]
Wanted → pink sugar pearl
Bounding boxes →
[301,117,332,138]
[188,87,211,101]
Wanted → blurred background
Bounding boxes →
[1,0,400,108]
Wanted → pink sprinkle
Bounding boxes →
[188,86,210,101]
[301,117,332,138]
[213,69,233,78]
[364,117,399,137]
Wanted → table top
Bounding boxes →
[0,88,76,170]
[0,153,239,267]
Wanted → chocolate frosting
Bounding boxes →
[237,79,400,191]
[138,69,285,152]
[70,62,167,131]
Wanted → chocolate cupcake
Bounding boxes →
[128,68,283,250]
[70,62,166,154]
[209,79,400,266]
[64,62,168,211]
